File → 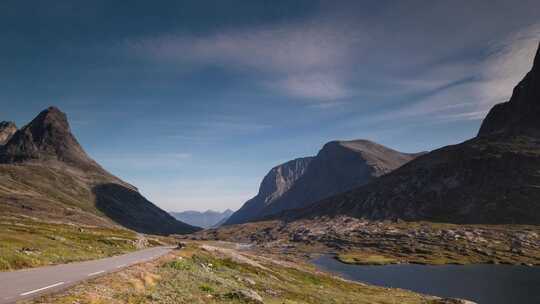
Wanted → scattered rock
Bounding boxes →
[224,289,264,303]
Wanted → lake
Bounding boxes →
[311,255,540,304]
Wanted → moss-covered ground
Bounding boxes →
[0,217,139,271]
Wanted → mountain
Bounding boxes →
[170,209,234,228]
[0,106,199,235]
[478,43,540,137]
[225,157,313,225]
[225,140,422,225]
[0,108,102,170]
[292,42,540,225]
[0,121,17,145]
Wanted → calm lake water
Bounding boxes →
[311,255,540,304]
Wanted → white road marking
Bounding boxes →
[20,282,65,296]
[87,270,105,276]
[116,264,126,268]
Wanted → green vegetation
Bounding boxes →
[337,252,398,265]
[0,217,138,271]
[27,243,452,304]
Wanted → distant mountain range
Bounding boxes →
[0,107,199,235]
[287,42,540,225]
[225,140,424,225]
[170,209,234,228]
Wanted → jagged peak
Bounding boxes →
[478,41,540,137]
[0,106,101,170]
[30,106,70,131]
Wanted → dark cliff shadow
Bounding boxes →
[93,183,199,236]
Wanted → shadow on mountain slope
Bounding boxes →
[94,183,200,236]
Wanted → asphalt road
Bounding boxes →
[0,246,172,304]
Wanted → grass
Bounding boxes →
[0,217,139,271]
[25,242,451,304]
[337,252,399,265]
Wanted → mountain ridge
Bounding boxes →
[170,209,234,228]
[225,157,313,225]
[286,42,540,225]
[0,106,199,235]
[226,139,422,225]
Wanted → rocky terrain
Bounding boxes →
[171,209,234,228]
[226,140,422,225]
[285,42,540,225]
[0,107,198,235]
[190,217,540,266]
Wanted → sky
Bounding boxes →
[1,0,539,212]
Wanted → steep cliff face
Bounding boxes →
[0,107,199,235]
[479,43,540,137]
[0,121,17,145]
[226,140,420,225]
[225,157,312,225]
[293,42,540,225]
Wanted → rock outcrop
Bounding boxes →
[225,157,313,225]
[226,140,421,225]
[0,121,17,145]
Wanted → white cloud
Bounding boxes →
[364,23,540,124]
[475,24,540,109]
[129,21,362,102]
[125,3,540,116]
[270,73,351,100]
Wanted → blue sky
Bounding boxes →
[1,1,539,212]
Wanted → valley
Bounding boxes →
[1,3,539,303]
[20,241,470,304]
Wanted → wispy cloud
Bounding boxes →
[128,20,362,103]
[269,73,351,100]
[155,115,272,143]
[363,23,540,124]
[124,2,539,121]
[475,23,540,110]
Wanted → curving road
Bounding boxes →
[0,246,172,304]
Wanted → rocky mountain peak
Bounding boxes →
[225,139,421,225]
[224,157,313,225]
[0,121,17,145]
[478,42,540,137]
[0,106,101,170]
[318,139,421,178]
